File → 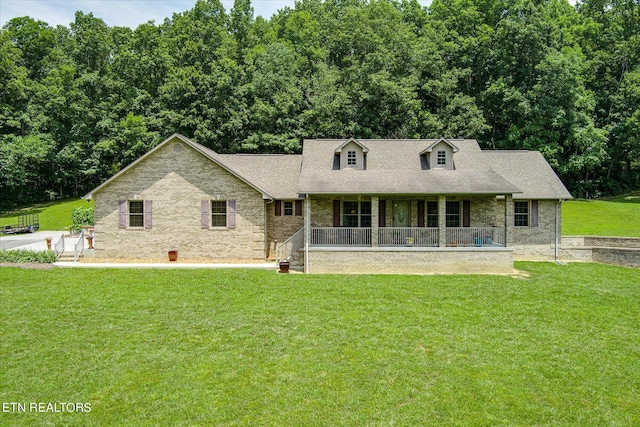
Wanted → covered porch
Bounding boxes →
[300,194,515,274]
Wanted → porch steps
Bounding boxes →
[58,252,81,262]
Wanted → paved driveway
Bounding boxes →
[0,231,66,251]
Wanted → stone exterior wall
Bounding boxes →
[510,200,560,259]
[93,140,266,261]
[307,247,514,274]
[266,201,304,258]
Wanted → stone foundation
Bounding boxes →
[305,247,513,274]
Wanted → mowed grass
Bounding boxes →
[1,262,639,426]
[0,198,93,231]
[563,192,640,237]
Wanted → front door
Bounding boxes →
[392,201,410,227]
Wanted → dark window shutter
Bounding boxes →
[333,200,341,227]
[417,200,425,227]
[531,200,538,227]
[144,200,153,229]
[275,200,282,216]
[118,200,126,228]
[227,200,236,229]
[295,200,303,216]
[201,200,209,229]
[378,200,386,227]
[463,200,471,227]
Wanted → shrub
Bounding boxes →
[0,249,57,263]
[72,207,94,233]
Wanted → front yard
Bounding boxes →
[1,262,639,425]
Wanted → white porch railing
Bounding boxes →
[311,227,371,246]
[445,227,505,247]
[54,234,65,258]
[378,228,438,247]
[308,227,505,247]
[74,230,85,262]
[275,227,304,263]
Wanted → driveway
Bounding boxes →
[0,231,66,251]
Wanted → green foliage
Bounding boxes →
[71,206,94,232]
[1,0,640,204]
[1,263,640,424]
[0,249,57,263]
[563,192,640,236]
[0,198,94,230]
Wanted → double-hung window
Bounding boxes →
[514,201,533,227]
[446,201,460,227]
[283,201,293,216]
[343,201,371,227]
[211,201,227,227]
[427,201,439,227]
[437,150,447,166]
[129,201,144,227]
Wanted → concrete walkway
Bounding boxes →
[53,261,278,269]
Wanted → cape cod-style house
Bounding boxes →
[84,134,572,273]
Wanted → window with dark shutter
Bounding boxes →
[144,200,153,229]
[119,200,126,228]
[378,200,386,227]
[227,200,236,229]
[463,200,470,227]
[417,200,425,227]
[201,200,210,228]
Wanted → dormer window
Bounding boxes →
[420,139,458,170]
[335,138,368,170]
[347,151,357,166]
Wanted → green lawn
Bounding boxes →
[563,192,640,237]
[1,262,639,426]
[0,198,93,231]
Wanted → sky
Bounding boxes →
[0,0,309,28]
[0,0,430,29]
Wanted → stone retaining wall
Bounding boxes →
[560,236,640,268]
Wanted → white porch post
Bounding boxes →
[304,194,310,274]
[438,195,447,247]
[371,195,378,247]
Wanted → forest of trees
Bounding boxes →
[1,0,639,207]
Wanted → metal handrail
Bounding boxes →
[74,230,85,262]
[54,234,65,258]
[275,228,304,263]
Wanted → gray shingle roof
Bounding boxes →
[482,151,573,199]
[299,139,522,196]
[86,135,572,201]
